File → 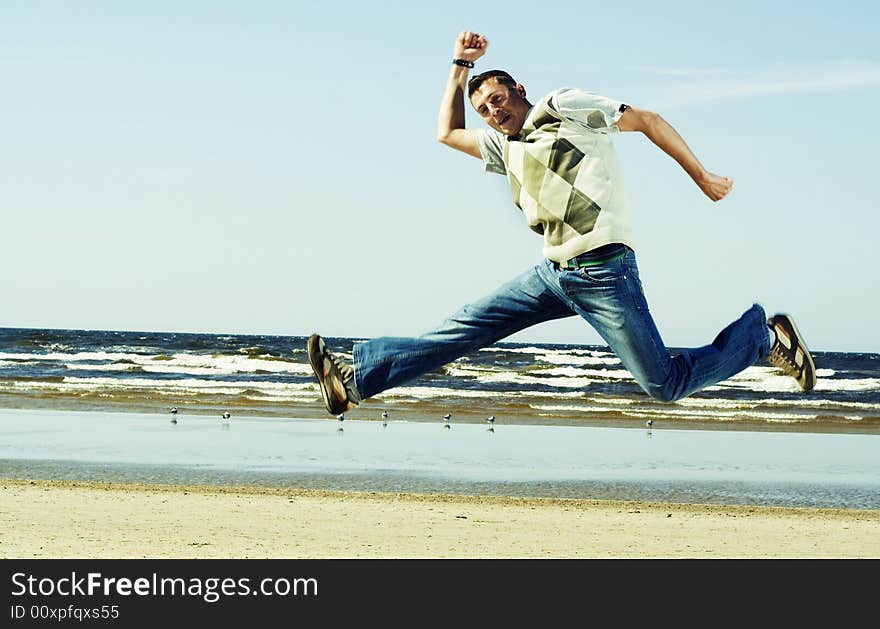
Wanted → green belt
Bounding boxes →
[559,248,627,270]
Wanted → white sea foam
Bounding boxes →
[586,397,637,406]
[535,353,621,366]
[479,346,557,354]
[673,397,755,410]
[374,386,587,401]
[537,367,632,379]
[0,350,311,377]
[142,353,307,374]
[376,386,510,400]
[444,365,511,376]
[445,365,630,383]
[468,372,598,389]
[813,378,880,391]
[530,404,623,414]
[68,355,312,377]
[479,346,620,365]
[0,351,140,362]
[63,363,146,373]
[711,374,880,393]
[5,376,319,402]
[758,398,880,410]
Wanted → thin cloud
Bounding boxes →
[654,61,880,108]
[631,65,728,77]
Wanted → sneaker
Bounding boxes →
[767,314,816,391]
[307,334,361,415]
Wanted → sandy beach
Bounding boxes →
[2,479,878,559]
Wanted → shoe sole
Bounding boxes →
[776,314,817,391]
[307,334,346,415]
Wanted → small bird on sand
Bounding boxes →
[381,411,388,427]
[646,419,653,428]
[486,415,496,425]
[169,407,178,424]
[221,411,231,422]
[336,412,345,432]
[443,413,451,429]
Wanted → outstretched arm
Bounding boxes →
[437,31,487,159]
[617,107,733,202]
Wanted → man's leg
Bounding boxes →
[549,249,772,402]
[352,264,574,400]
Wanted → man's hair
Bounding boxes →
[467,70,517,97]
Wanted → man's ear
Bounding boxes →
[515,83,527,98]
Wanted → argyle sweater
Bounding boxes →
[477,88,636,263]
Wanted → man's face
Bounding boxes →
[470,79,531,136]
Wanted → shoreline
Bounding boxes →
[2,479,878,559]
[1,398,877,435]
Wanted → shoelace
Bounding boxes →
[328,353,353,382]
[770,345,800,375]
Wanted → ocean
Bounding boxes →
[1,327,879,508]
[0,327,878,432]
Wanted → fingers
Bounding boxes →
[459,31,481,45]
[718,176,733,199]
[704,173,733,201]
[457,31,488,51]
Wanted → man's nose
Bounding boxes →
[488,104,504,119]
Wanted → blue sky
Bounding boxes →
[2,1,879,352]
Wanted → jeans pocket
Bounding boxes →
[579,262,626,285]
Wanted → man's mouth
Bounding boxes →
[497,113,510,127]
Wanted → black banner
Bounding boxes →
[2,559,872,625]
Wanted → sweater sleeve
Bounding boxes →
[476,128,508,175]
[551,88,628,134]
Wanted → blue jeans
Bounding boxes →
[352,247,771,403]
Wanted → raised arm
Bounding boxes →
[437,31,487,159]
[617,107,733,202]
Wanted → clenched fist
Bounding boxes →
[454,31,488,62]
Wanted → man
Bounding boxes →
[307,31,815,416]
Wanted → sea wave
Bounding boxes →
[375,386,587,401]
[3,375,319,401]
[479,346,621,365]
[62,354,312,376]
[445,365,631,383]
[0,350,310,376]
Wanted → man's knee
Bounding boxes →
[644,383,683,403]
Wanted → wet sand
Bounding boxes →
[2,479,878,559]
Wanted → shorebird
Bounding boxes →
[646,419,653,428]
[221,412,231,424]
[381,411,388,427]
[443,413,451,429]
[169,407,178,424]
[337,412,345,432]
[486,415,496,432]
